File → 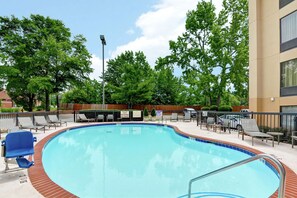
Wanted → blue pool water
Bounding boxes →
[42,124,279,198]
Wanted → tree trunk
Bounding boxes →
[45,90,50,111]
[28,94,35,112]
[216,95,221,107]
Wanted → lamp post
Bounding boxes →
[100,35,106,109]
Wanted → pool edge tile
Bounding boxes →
[28,123,297,198]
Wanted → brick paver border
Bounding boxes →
[28,123,297,198]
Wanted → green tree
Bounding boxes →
[162,0,248,106]
[0,15,92,111]
[152,60,182,105]
[105,51,154,108]
[62,79,102,104]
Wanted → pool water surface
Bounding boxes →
[42,124,279,198]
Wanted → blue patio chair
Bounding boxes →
[1,131,37,170]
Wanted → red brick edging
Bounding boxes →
[28,123,297,198]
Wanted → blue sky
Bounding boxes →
[1,0,222,79]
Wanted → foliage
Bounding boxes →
[209,105,218,111]
[218,105,232,111]
[143,108,149,117]
[151,108,156,117]
[105,51,154,108]
[201,106,210,110]
[62,79,102,104]
[152,60,182,105]
[0,15,92,111]
[0,107,20,112]
[159,0,248,106]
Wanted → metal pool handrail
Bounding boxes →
[188,153,286,198]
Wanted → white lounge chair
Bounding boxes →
[97,114,104,122]
[48,115,67,126]
[34,116,56,129]
[240,119,274,146]
[18,117,45,133]
[107,114,114,122]
[0,118,20,139]
[183,112,191,122]
[170,113,178,122]
[77,114,95,122]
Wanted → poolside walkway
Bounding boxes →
[0,120,296,197]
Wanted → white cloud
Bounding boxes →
[111,0,223,66]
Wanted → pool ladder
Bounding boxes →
[188,154,286,198]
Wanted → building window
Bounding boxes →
[280,10,297,52]
[280,0,295,9]
[281,58,297,96]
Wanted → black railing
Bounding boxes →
[196,111,297,141]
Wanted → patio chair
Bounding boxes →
[77,114,95,122]
[18,117,45,133]
[206,117,215,130]
[1,131,37,171]
[292,131,297,148]
[219,118,231,133]
[183,112,191,122]
[240,119,274,146]
[107,114,114,122]
[0,118,20,139]
[34,116,56,129]
[97,114,104,122]
[48,114,67,126]
[170,113,178,122]
[119,111,130,121]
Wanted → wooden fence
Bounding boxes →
[60,103,248,113]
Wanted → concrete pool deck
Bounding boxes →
[0,120,296,197]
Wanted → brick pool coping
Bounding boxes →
[28,123,297,198]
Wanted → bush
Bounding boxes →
[0,107,20,112]
[218,105,233,112]
[143,108,149,117]
[201,106,210,110]
[35,106,44,111]
[259,126,271,133]
[151,108,156,117]
[209,105,218,111]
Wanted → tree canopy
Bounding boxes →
[161,0,248,106]
[105,51,154,108]
[0,15,92,111]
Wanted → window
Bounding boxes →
[281,58,297,96]
[280,10,297,52]
[280,0,295,9]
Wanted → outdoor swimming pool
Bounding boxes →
[42,124,279,197]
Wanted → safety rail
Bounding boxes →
[188,154,286,198]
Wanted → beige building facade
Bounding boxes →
[249,0,297,113]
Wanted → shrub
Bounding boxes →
[151,108,156,117]
[201,106,210,110]
[35,106,44,111]
[209,105,218,111]
[259,126,271,133]
[218,105,233,112]
[0,107,20,112]
[143,108,149,117]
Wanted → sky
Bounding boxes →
[1,0,223,79]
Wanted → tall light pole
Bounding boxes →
[100,35,106,109]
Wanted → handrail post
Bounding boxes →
[188,154,285,198]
